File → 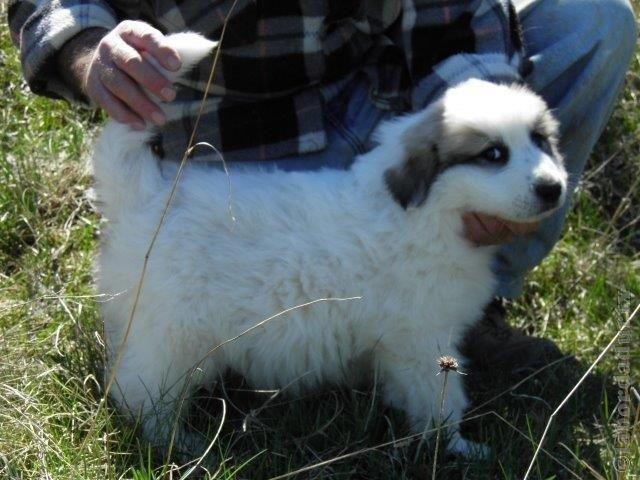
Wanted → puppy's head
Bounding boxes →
[384,79,567,223]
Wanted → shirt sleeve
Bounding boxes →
[408,0,527,109]
[8,0,121,102]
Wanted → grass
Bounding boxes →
[1,5,639,479]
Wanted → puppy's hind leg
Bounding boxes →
[105,329,212,458]
[136,397,209,461]
[109,360,212,461]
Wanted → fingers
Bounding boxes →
[462,212,539,247]
[82,20,181,128]
[118,20,181,72]
[84,51,165,127]
[90,81,146,130]
[109,38,176,102]
[99,64,166,125]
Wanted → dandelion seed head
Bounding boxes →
[437,355,459,372]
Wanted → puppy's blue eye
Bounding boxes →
[479,145,508,164]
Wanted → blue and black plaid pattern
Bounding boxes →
[9,0,525,162]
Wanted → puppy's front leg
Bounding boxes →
[376,342,484,456]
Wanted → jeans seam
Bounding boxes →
[325,111,367,155]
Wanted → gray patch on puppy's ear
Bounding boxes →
[384,102,444,209]
[385,146,441,209]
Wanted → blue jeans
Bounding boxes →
[236,0,637,298]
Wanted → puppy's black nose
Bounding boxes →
[534,181,562,206]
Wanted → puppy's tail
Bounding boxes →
[159,32,219,84]
[92,32,217,216]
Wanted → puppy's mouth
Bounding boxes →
[487,194,566,225]
[474,213,539,237]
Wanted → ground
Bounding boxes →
[0,4,638,479]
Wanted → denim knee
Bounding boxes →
[564,0,637,64]
[594,0,637,64]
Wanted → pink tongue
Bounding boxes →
[475,214,507,236]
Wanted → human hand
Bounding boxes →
[81,21,182,129]
[462,212,539,246]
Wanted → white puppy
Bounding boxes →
[92,33,568,455]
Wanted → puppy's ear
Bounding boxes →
[385,102,443,209]
[384,146,441,209]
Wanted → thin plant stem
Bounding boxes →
[430,370,449,479]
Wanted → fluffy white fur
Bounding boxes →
[92,33,568,455]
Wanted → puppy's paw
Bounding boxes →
[448,434,491,459]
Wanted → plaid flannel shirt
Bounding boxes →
[8,0,526,162]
